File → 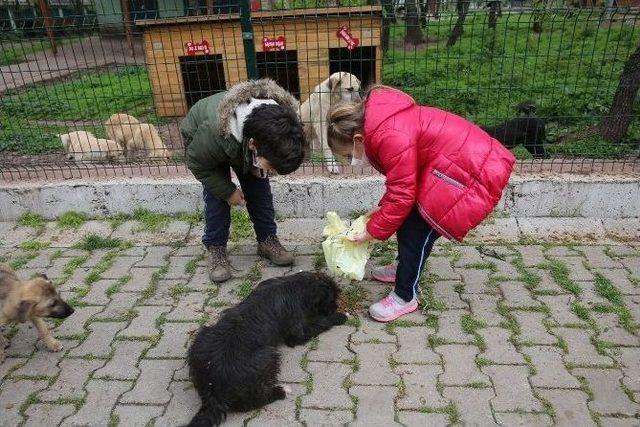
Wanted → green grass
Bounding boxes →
[176,211,204,225]
[132,208,170,232]
[371,241,398,266]
[594,272,636,333]
[461,314,487,335]
[169,283,191,298]
[230,208,253,242]
[74,234,123,251]
[57,211,88,229]
[313,253,326,271]
[0,36,84,66]
[540,259,581,296]
[19,240,50,251]
[237,279,254,299]
[17,212,45,231]
[339,283,367,313]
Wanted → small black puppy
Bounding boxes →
[481,102,548,159]
[187,271,347,427]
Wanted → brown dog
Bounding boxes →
[0,264,74,362]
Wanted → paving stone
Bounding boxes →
[45,256,71,280]
[478,327,525,364]
[614,348,640,391]
[11,339,73,378]
[427,257,460,280]
[82,279,116,305]
[433,280,467,309]
[299,409,354,425]
[247,383,304,426]
[463,293,503,325]
[579,281,616,307]
[536,389,595,426]
[538,295,583,325]
[39,358,104,401]
[69,322,126,357]
[458,268,491,294]
[484,365,542,412]
[500,281,539,307]
[397,364,447,409]
[93,292,138,320]
[280,345,308,383]
[546,246,580,257]
[0,357,27,384]
[553,328,613,366]
[435,309,474,343]
[125,267,158,292]
[513,311,557,345]
[395,327,440,364]
[607,246,639,257]
[61,380,132,427]
[102,256,143,279]
[621,256,640,279]
[113,404,165,427]
[352,343,397,386]
[492,258,520,277]
[94,340,149,380]
[452,246,485,267]
[594,268,640,295]
[166,292,206,322]
[562,257,595,282]
[173,361,190,381]
[146,322,198,359]
[494,412,553,426]
[261,265,294,280]
[443,387,495,426]
[186,223,205,245]
[573,368,640,416]
[121,359,183,404]
[23,249,56,269]
[230,255,261,274]
[137,246,173,267]
[399,411,449,426]
[350,385,399,427]
[308,325,353,362]
[597,417,640,426]
[302,362,352,409]
[626,295,640,323]
[6,322,38,356]
[143,279,183,306]
[164,256,192,279]
[64,267,92,291]
[535,269,568,294]
[578,246,624,269]
[516,245,546,267]
[523,346,581,389]
[592,312,640,346]
[154,381,201,427]
[120,305,171,337]
[23,403,76,427]
[187,266,215,291]
[438,344,489,385]
[351,319,396,344]
[0,379,48,426]
[166,220,191,240]
[121,246,147,257]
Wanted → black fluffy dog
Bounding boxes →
[187,271,347,427]
[481,102,548,159]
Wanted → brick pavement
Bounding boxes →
[0,220,639,426]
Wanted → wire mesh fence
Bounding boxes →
[1,0,639,181]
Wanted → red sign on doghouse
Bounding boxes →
[336,26,359,50]
[185,41,210,55]
[263,36,286,52]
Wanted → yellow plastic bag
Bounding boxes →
[322,212,372,281]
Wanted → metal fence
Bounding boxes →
[1,0,639,181]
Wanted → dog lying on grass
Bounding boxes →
[104,113,172,159]
[59,130,124,162]
[187,271,347,426]
[0,264,74,362]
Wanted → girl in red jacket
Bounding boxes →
[327,86,515,322]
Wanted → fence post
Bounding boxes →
[39,0,57,55]
[240,0,258,79]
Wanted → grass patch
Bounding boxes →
[420,273,446,312]
[313,253,326,271]
[184,254,204,275]
[594,272,636,333]
[176,211,204,225]
[540,259,581,296]
[57,211,88,229]
[237,280,254,299]
[461,314,487,335]
[230,208,253,242]
[475,356,493,368]
[497,303,521,335]
[19,240,50,251]
[345,314,361,328]
[420,402,461,424]
[169,283,191,298]
[339,283,367,313]
[17,211,45,231]
[132,208,170,232]
[466,262,497,272]
[84,250,119,286]
[108,414,120,427]
[74,234,123,251]
[106,275,131,297]
[371,241,397,266]
[572,303,591,322]
[246,262,263,282]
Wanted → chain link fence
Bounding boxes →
[1,0,639,180]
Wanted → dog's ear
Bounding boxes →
[34,273,49,281]
[17,300,35,322]
[327,73,341,91]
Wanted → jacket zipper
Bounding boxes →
[432,169,465,189]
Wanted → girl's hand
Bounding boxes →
[348,230,374,244]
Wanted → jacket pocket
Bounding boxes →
[432,168,466,189]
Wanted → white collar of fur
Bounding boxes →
[229,98,278,142]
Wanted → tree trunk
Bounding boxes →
[381,0,394,51]
[599,43,640,143]
[404,0,424,45]
[446,0,470,47]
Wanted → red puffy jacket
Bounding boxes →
[364,88,515,242]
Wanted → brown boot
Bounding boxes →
[257,236,294,266]
[207,246,232,283]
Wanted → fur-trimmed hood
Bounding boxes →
[217,78,300,139]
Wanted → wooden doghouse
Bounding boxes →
[137,6,382,117]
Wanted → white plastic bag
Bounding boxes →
[322,212,372,281]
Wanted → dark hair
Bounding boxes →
[243,104,304,175]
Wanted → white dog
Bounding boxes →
[104,113,172,159]
[299,72,361,174]
[59,131,124,162]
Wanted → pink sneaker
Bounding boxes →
[369,292,418,322]
[371,264,397,283]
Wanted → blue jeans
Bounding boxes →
[394,208,440,302]
[202,168,277,248]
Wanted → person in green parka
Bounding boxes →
[181,79,305,283]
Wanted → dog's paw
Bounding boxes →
[282,384,293,395]
[272,386,287,400]
[45,339,64,352]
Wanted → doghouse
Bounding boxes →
[136,6,382,117]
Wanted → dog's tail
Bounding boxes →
[186,393,228,427]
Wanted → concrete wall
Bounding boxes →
[0,174,638,221]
